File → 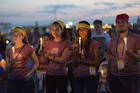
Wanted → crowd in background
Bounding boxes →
[0,13,140,93]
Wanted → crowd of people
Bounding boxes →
[0,13,140,93]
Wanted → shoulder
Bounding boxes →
[47,40,53,44]
[25,44,33,48]
[128,32,140,39]
[24,44,34,51]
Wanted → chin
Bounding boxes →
[118,30,127,33]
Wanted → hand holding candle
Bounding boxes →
[12,47,15,59]
[101,69,104,76]
[40,37,43,51]
[79,37,81,54]
[124,37,127,51]
[12,46,15,64]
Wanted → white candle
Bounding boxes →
[12,47,15,59]
[79,37,81,54]
[101,69,104,76]
[124,37,127,51]
[40,37,43,51]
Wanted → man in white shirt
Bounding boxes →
[92,20,110,59]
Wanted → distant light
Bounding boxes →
[6,40,9,44]
[66,24,70,28]
[90,25,94,29]
[131,23,133,26]
[68,21,73,26]
[103,24,112,29]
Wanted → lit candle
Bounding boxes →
[12,47,15,59]
[79,37,81,54]
[40,37,43,51]
[124,37,127,51]
[101,69,104,76]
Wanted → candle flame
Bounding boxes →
[40,37,43,44]
[124,37,127,44]
[12,47,15,53]
[101,69,104,76]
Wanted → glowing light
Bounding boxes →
[68,21,73,26]
[66,24,70,28]
[90,25,94,29]
[79,37,81,54]
[40,37,43,51]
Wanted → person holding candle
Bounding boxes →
[108,13,140,93]
[35,33,51,93]
[98,50,111,93]
[44,20,71,93]
[5,27,39,93]
[72,21,100,93]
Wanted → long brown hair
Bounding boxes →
[78,21,92,59]
[52,21,68,41]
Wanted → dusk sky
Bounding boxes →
[0,0,140,26]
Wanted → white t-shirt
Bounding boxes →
[92,32,110,44]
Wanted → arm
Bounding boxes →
[48,48,71,64]
[30,51,39,73]
[126,50,140,62]
[24,51,39,79]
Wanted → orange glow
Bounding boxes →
[103,24,112,29]
[0,59,6,68]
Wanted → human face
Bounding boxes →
[42,36,50,45]
[12,31,24,43]
[51,24,63,38]
[94,23,102,31]
[78,28,88,39]
[116,20,128,33]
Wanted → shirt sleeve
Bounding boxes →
[27,45,34,56]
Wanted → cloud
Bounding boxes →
[93,2,116,6]
[0,13,21,17]
[89,8,109,15]
[93,1,140,11]
[38,4,80,14]
[121,2,140,9]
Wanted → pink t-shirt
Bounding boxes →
[5,44,34,80]
[45,40,71,76]
[109,32,140,76]
[73,40,99,77]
